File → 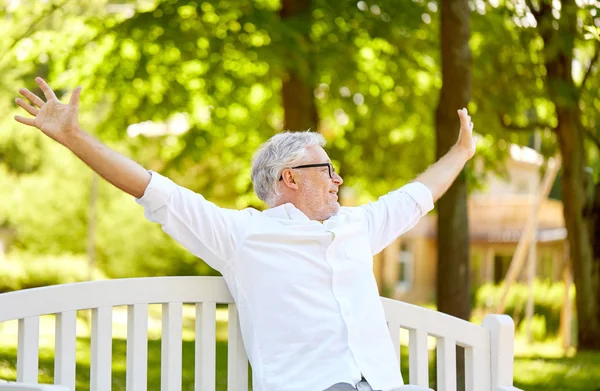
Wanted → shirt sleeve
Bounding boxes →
[135,171,249,273]
[356,181,434,255]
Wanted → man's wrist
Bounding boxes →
[451,144,470,163]
[59,126,86,149]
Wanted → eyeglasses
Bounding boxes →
[279,163,337,181]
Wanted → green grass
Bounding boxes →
[513,352,600,391]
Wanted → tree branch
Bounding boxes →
[580,41,600,92]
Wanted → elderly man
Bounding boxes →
[14,78,475,391]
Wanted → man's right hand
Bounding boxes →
[15,77,82,145]
[13,76,151,198]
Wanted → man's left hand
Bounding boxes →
[455,108,476,160]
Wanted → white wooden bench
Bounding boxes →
[0,277,522,391]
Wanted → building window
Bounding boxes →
[396,243,414,292]
[494,254,512,284]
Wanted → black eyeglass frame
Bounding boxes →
[279,163,336,181]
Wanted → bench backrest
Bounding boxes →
[0,277,518,391]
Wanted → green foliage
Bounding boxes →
[0,135,217,279]
[2,0,452,273]
[517,314,547,342]
[471,1,600,176]
[2,0,598,286]
[46,0,448,203]
[0,0,111,174]
[0,253,93,293]
[475,280,574,339]
[0,139,89,255]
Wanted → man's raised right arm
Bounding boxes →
[14,77,150,198]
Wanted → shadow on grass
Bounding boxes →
[513,352,600,391]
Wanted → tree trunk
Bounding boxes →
[554,110,600,349]
[436,0,472,322]
[588,181,600,347]
[436,2,472,387]
[542,0,600,350]
[279,0,318,131]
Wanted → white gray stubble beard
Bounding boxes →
[300,180,339,221]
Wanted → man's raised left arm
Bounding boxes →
[355,108,476,254]
[415,108,476,202]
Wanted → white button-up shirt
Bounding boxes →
[136,172,434,391]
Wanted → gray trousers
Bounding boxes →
[324,380,433,391]
[324,380,376,391]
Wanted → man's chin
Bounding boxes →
[326,203,340,219]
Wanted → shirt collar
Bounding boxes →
[263,203,345,225]
[263,203,311,221]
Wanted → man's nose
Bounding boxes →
[333,172,343,184]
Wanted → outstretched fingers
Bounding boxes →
[35,77,57,101]
[457,108,473,131]
[69,86,82,111]
[15,98,39,116]
[14,115,35,127]
[19,87,45,107]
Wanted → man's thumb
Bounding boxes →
[69,86,82,109]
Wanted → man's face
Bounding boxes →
[294,145,344,221]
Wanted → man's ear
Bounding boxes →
[281,169,299,190]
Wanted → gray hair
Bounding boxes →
[251,131,326,206]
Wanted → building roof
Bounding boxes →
[508,144,544,166]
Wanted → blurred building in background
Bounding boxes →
[374,144,567,304]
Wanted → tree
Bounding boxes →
[279,0,318,130]
[472,0,600,349]
[536,0,600,350]
[435,1,472,388]
[435,0,471,321]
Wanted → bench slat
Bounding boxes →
[127,304,148,391]
[387,322,401,363]
[55,311,76,390]
[17,317,39,383]
[436,337,457,391]
[161,303,182,391]
[91,306,112,391]
[465,345,488,391]
[408,329,428,387]
[195,302,216,391]
[227,304,248,391]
